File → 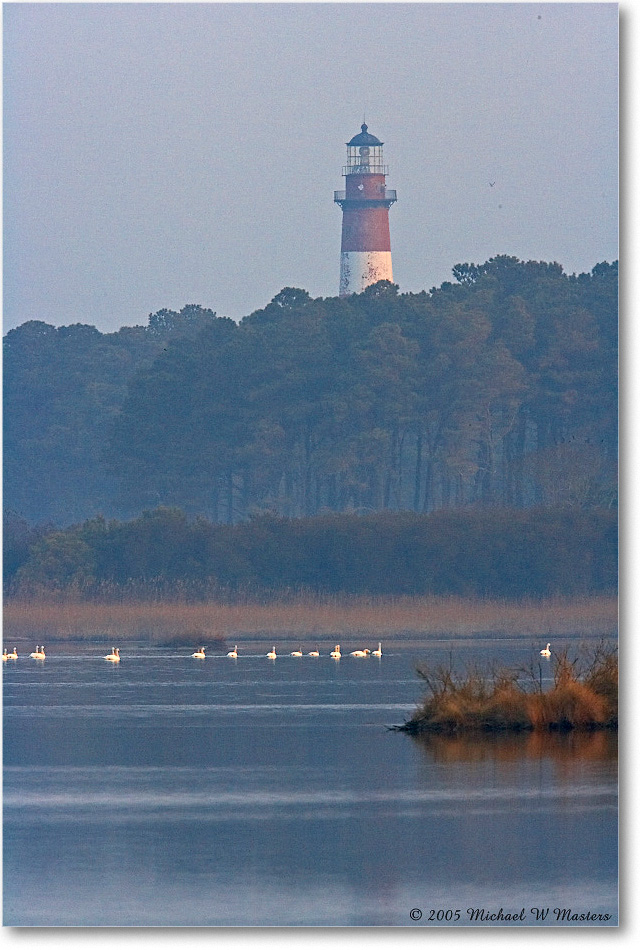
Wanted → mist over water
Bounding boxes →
[3,637,617,926]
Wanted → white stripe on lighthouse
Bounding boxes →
[339,251,393,296]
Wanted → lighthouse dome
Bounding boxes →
[346,123,383,147]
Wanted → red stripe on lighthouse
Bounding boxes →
[340,207,392,252]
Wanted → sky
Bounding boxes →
[3,1,619,333]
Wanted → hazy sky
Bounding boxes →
[3,1,619,332]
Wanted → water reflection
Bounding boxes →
[410,729,618,765]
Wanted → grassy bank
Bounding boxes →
[2,594,617,645]
[398,644,618,734]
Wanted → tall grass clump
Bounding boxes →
[401,644,617,734]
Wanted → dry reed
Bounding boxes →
[402,644,618,734]
[2,594,617,644]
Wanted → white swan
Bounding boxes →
[307,648,320,656]
[330,644,341,659]
[290,647,303,657]
[350,648,370,657]
[2,650,8,661]
[540,643,551,657]
[104,648,120,662]
[227,645,238,658]
[266,646,277,659]
[372,642,383,657]
[192,647,206,658]
[30,646,46,659]
[8,648,18,659]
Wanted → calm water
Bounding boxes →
[3,636,618,926]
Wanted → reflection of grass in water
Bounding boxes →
[3,594,617,643]
[411,727,617,764]
[401,644,618,734]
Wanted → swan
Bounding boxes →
[227,645,238,658]
[330,644,341,659]
[290,647,303,657]
[30,646,45,659]
[307,648,320,656]
[540,643,551,657]
[8,648,18,659]
[104,648,120,662]
[266,646,277,659]
[192,647,206,658]
[372,642,383,657]
[350,649,370,657]
[2,650,8,661]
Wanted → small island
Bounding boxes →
[396,645,618,735]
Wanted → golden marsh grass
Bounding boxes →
[402,644,618,734]
[2,594,617,645]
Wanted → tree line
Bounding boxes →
[4,505,617,600]
[3,256,617,526]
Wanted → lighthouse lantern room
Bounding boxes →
[334,123,397,296]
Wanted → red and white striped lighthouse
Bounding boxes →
[334,123,397,296]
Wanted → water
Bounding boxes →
[3,636,618,926]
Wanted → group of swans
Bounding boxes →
[327,643,382,659]
[5,641,552,663]
[260,644,384,659]
[4,643,384,663]
[3,645,119,662]
[197,643,383,660]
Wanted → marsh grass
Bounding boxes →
[402,643,618,734]
[2,594,617,644]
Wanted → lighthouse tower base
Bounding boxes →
[339,250,393,296]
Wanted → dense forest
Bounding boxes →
[3,256,617,528]
[3,304,216,524]
[3,506,617,600]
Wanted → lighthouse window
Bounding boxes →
[345,145,386,174]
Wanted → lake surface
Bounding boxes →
[3,635,618,927]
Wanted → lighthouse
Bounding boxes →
[334,123,397,296]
